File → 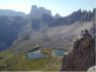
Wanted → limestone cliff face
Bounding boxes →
[61,31,95,71]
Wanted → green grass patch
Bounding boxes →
[0,50,62,71]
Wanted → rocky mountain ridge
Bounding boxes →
[0,9,26,17]
[0,5,95,51]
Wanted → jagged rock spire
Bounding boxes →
[61,30,95,71]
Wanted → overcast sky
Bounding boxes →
[0,0,95,16]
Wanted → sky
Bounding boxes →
[0,0,95,16]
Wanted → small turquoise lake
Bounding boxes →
[27,50,47,59]
[52,50,64,57]
[27,49,65,59]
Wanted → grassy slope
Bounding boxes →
[0,50,62,71]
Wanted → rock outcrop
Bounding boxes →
[30,5,52,19]
[61,30,95,71]
[87,65,96,72]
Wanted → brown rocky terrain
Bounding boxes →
[61,30,95,71]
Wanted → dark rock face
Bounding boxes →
[61,31,95,71]
[0,16,26,50]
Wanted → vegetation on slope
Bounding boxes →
[0,50,62,71]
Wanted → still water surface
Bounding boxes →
[27,49,65,59]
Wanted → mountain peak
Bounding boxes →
[30,5,52,19]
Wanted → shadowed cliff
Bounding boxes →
[61,30,95,71]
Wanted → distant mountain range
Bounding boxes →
[0,5,95,51]
[0,9,26,17]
